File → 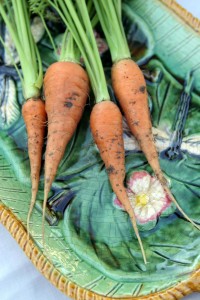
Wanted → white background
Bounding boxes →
[0,1,200,299]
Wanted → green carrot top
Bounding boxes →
[93,0,131,62]
[0,0,43,100]
[29,0,81,65]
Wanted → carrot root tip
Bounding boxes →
[42,195,47,247]
[164,185,200,231]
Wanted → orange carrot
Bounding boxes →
[112,59,200,230]
[22,98,46,236]
[0,1,46,236]
[112,60,159,178]
[43,61,89,237]
[90,100,147,263]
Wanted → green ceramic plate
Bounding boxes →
[0,0,200,299]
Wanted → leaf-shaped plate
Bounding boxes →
[0,0,200,299]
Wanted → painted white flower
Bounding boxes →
[114,171,175,227]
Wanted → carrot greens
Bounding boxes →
[93,0,130,62]
[29,0,57,54]
[0,0,43,99]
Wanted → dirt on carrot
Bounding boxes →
[90,100,147,263]
[42,61,89,239]
[112,58,200,231]
[22,98,46,236]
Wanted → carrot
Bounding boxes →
[43,61,89,237]
[48,0,147,263]
[112,60,200,229]
[0,0,45,236]
[90,100,147,263]
[112,59,161,180]
[29,0,90,238]
[22,98,46,234]
[94,0,200,231]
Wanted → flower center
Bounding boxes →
[135,193,149,207]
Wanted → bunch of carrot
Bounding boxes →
[0,0,199,262]
[0,0,146,261]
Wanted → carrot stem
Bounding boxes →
[113,0,122,20]
[59,30,80,64]
[86,0,98,27]
[29,0,57,53]
[0,0,43,99]
[14,0,36,74]
[93,0,130,62]
[40,14,57,53]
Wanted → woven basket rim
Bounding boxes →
[1,202,200,300]
[160,0,200,33]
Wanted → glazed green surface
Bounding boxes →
[124,0,200,93]
[0,0,200,297]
